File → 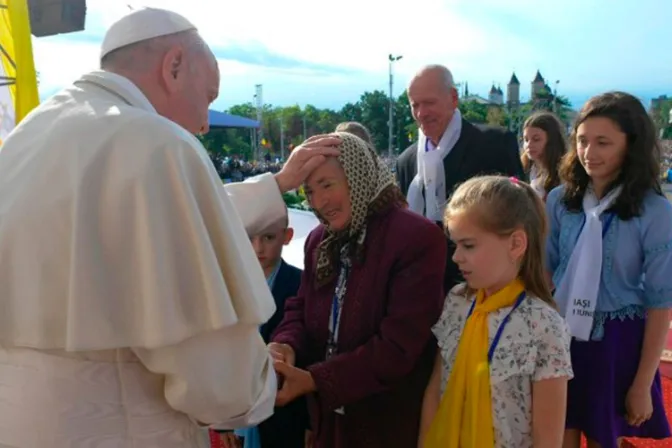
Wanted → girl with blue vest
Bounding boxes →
[547,91,672,448]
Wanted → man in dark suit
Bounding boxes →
[396,65,524,291]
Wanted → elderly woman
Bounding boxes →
[268,133,447,447]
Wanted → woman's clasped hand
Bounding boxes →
[268,343,317,407]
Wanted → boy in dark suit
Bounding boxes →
[251,216,302,345]
[229,212,309,448]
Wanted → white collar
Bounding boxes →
[75,70,157,113]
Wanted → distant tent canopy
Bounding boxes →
[208,109,259,129]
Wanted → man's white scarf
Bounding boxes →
[555,185,622,341]
[407,109,462,221]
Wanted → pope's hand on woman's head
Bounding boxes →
[274,135,341,193]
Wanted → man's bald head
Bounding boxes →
[99,9,219,135]
[407,64,459,144]
[409,65,455,94]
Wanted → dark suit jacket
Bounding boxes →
[395,119,524,291]
[272,206,447,448]
[258,259,308,448]
[260,259,302,343]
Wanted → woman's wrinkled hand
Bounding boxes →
[273,361,316,406]
[268,342,296,366]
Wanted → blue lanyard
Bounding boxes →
[576,212,615,239]
[328,263,350,348]
[330,293,340,341]
[601,213,615,238]
[465,291,526,363]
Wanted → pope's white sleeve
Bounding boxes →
[132,323,276,429]
[221,173,286,235]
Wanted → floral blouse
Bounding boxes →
[432,285,574,448]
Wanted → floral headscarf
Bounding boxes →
[314,132,406,286]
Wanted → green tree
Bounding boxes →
[339,102,363,123]
[395,92,416,151]
[316,108,342,134]
[530,90,572,121]
[459,100,488,123]
[302,104,323,137]
[505,103,533,137]
[358,90,390,150]
[197,86,579,172]
[486,105,507,127]
[279,105,304,148]
[221,102,256,157]
[651,98,672,139]
[229,103,256,118]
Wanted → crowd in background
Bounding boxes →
[209,155,283,182]
[662,140,672,180]
[212,139,672,184]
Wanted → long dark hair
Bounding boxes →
[521,111,567,195]
[559,91,662,220]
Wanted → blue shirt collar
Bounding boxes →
[266,261,282,289]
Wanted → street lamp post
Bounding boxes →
[388,54,403,159]
[254,84,263,161]
[279,114,285,161]
[553,80,560,115]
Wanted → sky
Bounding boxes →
[32,0,670,113]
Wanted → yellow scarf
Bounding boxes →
[424,279,525,448]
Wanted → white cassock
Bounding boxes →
[0,70,285,447]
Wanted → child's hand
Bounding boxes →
[625,383,653,427]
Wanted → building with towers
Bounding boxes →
[462,70,553,108]
[531,70,547,99]
[507,73,520,108]
[488,85,504,105]
[460,70,576,134]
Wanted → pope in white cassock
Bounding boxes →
[0,7,340,448]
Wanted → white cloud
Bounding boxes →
[127,0,494,71]
[33,40,99,95]
[38,0,667,110]
[32,0,540,91]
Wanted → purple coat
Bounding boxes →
[272,206,447,448]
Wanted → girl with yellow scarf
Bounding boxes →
[419,176,573,448]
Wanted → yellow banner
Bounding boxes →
[0,0,39,145]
